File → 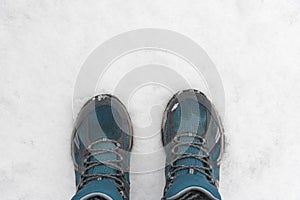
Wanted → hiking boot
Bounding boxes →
[71,94,133,200]
[161,89,224,200]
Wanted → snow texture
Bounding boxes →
[1,0,300,200]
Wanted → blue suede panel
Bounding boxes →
[88,106,122,141]
[171,100,207,136]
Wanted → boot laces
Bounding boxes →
[165,133,214,191]
[78,138,129,199]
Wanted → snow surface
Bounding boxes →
[1,0,300,200]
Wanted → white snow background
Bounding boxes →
[1,0,300,200]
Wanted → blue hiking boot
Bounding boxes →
[161,89,224,200]
[71,94,133,200]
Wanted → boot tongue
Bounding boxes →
[88,141,118,179]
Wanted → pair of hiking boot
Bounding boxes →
[71,89,224,200]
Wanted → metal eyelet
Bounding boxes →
[189,168,194,174]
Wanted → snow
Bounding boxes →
[1,0,300,199]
